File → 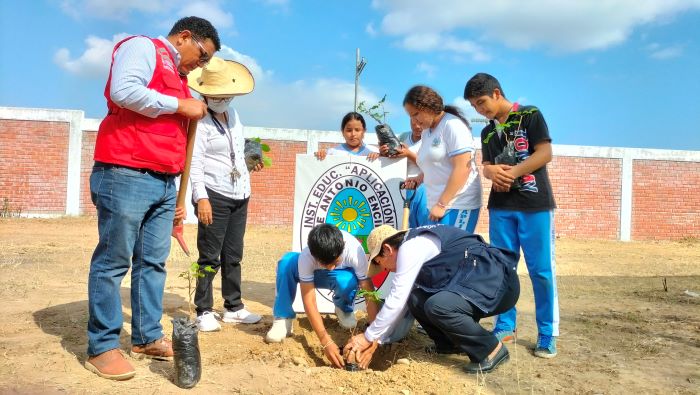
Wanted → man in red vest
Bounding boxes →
[85,16,220,380]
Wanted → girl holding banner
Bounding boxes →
[314,112,379,160]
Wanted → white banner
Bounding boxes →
[291,154,407,313]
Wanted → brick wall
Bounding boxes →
[550,156,622,239]
[455,154,624,239]
[2,108,699,240]
[632,160,700,240]
[0,119,69,214]
[248,140,306,225]
[80,131,97,216]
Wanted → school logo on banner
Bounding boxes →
[292,155,407,313]
[299,162,399,253]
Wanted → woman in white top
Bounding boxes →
[315,112,379,160]
[187,57,263,332]
[402,85,482,232]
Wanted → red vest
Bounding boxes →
[94,36,192,174]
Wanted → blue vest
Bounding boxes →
[406,225,519,313]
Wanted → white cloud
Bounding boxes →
[416,61,437,79]
[373,0,700,53]
[60,0,167,20]
[218,45,271,82]
[647,43,684,59]
[234,77,392,130]
[400,33,489,61]
[186,49,391,130]
[176,1,234,29]
[54,33,130,78]
[366,22,378,37]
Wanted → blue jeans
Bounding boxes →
[272,252,358,318]
[87,164,176,356]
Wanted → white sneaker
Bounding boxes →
[335,306,357,329]
[222,308,262,324]
[196,311,221,332]
[265,318,294,343]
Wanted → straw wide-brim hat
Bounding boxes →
[187,57,255,98]
[366,225,408,278]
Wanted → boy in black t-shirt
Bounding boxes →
[464,73,559,358]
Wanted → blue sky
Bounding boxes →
[1,0,700,150]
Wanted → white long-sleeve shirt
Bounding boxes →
[190,109,251,201]
[109,36,180,118]
[364,233,441,343]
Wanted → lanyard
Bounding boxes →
[209,109,240,182]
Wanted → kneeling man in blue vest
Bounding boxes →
[267,223,520,374]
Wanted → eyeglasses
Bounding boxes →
[191,35,211,66]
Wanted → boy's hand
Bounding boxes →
[323,341,344,368]
[484,164,515,190]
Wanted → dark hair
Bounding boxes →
[307,224,345,265]
[464,73,505,100]
[382,232,406,250]
[403,85,470,129]
[341,112,366,131]
[168,16,221,51]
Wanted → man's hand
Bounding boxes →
[343,333,377,370]
[356,341,378,369]
[197,198,213,225]
[177,98,207,120]
[174,205,186,223]
[322,340,345,369]
[483,164,515,190]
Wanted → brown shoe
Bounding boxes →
[130,337,174,361]
[84,349,136,380]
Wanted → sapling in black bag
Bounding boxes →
[172,317,201,389]
[244,138,263,171]
[494,140,522,190]
[375,123,401,156]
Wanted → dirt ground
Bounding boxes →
[0,217,698,395]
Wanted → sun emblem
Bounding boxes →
[328,195,370,232]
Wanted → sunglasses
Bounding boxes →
[191,35,211,66]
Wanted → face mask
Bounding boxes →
[207,97,233,113]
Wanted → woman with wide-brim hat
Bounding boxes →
[187,56,262,331]
[343,224,520,374]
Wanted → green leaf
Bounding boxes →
[262,156,273,167]
[203,266,216,273]
[483,130,496,144]
[261,143,270,152]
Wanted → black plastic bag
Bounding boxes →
[172,317,201,389]
[244,138,263,171]
[494,140,522,190]
[375,124,401,156]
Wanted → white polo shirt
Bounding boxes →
[298,230,369,283]
[416,113,481,210]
